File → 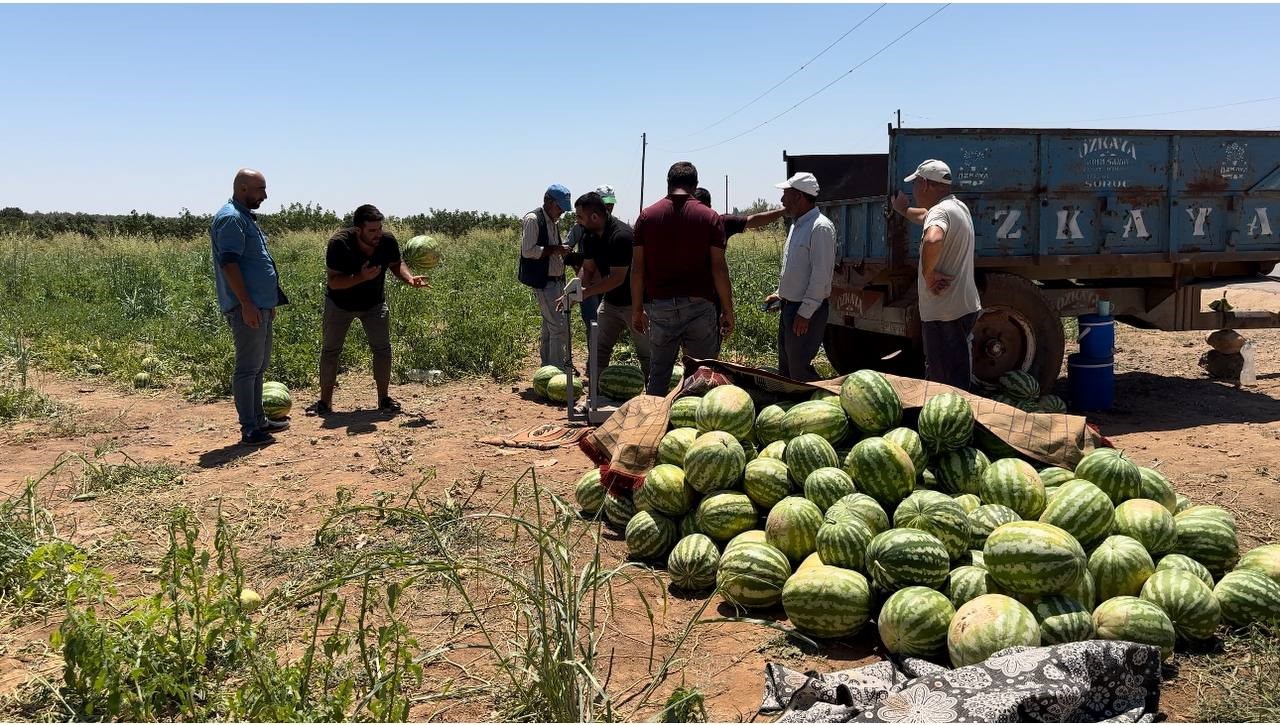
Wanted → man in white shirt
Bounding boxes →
[517,184,572,368]
[763,172,836,382]
[891,159,982,390]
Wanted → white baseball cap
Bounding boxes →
[594,184,617,204]
[774,172,820,196]
[904,159,952,184]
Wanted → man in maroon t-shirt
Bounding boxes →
[631,162,733,395]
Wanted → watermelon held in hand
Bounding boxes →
[402,234,442,271]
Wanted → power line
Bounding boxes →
[674,3,887,140]
[674,4,951,154]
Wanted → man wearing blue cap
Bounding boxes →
[518,184,573,368]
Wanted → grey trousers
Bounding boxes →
[224,306,274,437]
[533,280,569,367]
[922,311,980,391]
[594,300,651,380]
[320,298,392,395]
[644,297,720,396]
[778,300,829,382]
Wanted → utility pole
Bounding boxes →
[724,175,729,214]
[639,133,647,211]
[896,108,901,129]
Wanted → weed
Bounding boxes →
[1188,625,1280,722]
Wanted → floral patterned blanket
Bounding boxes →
[760,641,1161,723]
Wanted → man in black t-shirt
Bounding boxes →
[310,204,429,416]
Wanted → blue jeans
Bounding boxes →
[778,300,829,382]
[224,306,274,437]
[644,297,720,396]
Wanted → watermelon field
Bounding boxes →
[2,221,1280,721]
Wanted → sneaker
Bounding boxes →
[260,418,290,433]
[239,429,276,447]
[378,396,402,412]
[306,400,333,417]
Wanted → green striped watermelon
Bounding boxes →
[696,492,757,542]
[825,493,889,536]
[717,541,792,609]
[262,383,291,420]
[783,400,851,445]
[883,427,927,475]
[1172,507,1239,576]
[1032,595,1094,645]
[669,366,684,392]
[667,534,720,591]
[760,440,787,460]
[1064,569,1097,610]
[1237,544,1280,586]
[952,494,982,514]
[797,551,825,572]
[864,529,950,592]
[1039,467,1077,488]
[786,433,840,486]
[743,458,792,509]
[696,385,755,439]
[1089,535,1156,600]
[635,464,696,517]
[918,468,939,490]
[984,521,1087,597]
[968,550,986,569]
[658,428,698,466]
[1155,554,1214,589]
[1092,596,1176,660]
[625,511,677,561]
[893,490,970,561]
[754,403,794,446]
[598,365,645,400]
[741,439,758,464]
[946,565,1004,608]
[1036,394,1068,413]
[815,517,875,572]
[918,393,974,454]
[839,370,902,435]
[604,492,635,529]
[669,396,701,429]
[545,374,582,403]
[1214,569,1280,627]
[1113,499,1178,556]
[1045,486,1062,505]
[804,467,856,512]
[1037,479,1114,549]
[532,365,561,397]
[1174,494,1192,514]
[846,437,915,508]
[1137,467,1178,514]
[1140,569,1220,641]
[765,496,824,564]
[948,594,1041,668]
[1074,448,1142,505]
[725,529,768,554]
[968,504,1021,550]
[679,513,702,538]
[972,425,1023,461]
[1178,504,1237,528]
[935,447,990,495]
[782,566,872,638]
[879,586,955,656]
[979,458,1047,519]
[574,469,606,515]
[683,432,746,494]
[999,370,1040,399]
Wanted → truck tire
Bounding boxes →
[823,326,922,377]
[972,273,1065,393]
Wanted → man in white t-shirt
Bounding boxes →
[891,159,982,390]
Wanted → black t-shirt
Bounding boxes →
[722,213,748,240]
[325,228,401,311]
[582,216,636,307]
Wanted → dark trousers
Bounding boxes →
[320,297,392,397]
[580,294,600,327]
[778,300,829,382]
[922,311,980,391]
[224,306,274,437]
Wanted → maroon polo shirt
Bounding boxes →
[633,192,726,303]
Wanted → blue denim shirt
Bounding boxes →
[210,199,279,313]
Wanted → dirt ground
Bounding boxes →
[3,318,1279,721]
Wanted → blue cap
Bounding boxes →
[546,184,572,213]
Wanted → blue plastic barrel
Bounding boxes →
[1067,353,1114,411]
[1077,314,1115,358]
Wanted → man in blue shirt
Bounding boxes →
[210,168,288,446]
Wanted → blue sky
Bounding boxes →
[2,3,1279,223]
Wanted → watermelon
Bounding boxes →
[669,366,684,392]
[1064,569,1097,611]
[717,541,792,609]
[1156,554,1214,589]
[635,464,695,517]
[598,365,645,401]
[785,433,840,486]
[883,427,927,474]
[948,594,1041,668]
[918,468,939,490]
[667,534,720,591]
[1039,467,1076,488]
[864,529,950,592]
[1044,486,1062,505]
[1172,507,1239,576]
[725,529,768,554]
[782,566,872,638]
[810,389,842,404]
[754,403,794,446]
[1032,595,1094,645]
[140,355,162,373]
[1213,569,1280,627]
[893,490,970,561]
[1037,394,1068,413]
[1137,467,1178,514]
[846,437,915,508]
[133,372,152,388]
[1174,494,1192,514]
[879,586,955,656]
[803,467,856,512]
[760,440,787,460]
[984,521,1087,597]
[1140,569,1221,641]
[743,458,792,509]
[696,385,755,439]
[825,493,889,536]
[952,494,982,514]
[574,468,606,515]
[917,393,974,454]
[934,447,990,495]
[796,551,825,573]
[678,513,702,538]
[401,234,442,270]
[546,374,583,403]
[1037,479,1114,549]
[262,383,291,419]
[1237,544,1280,586]
[979,458,1047,519]
[815,517,875,572]
[968,550,986,569]
[1113,499,1178,556]
[1092,596,1176,660]
[603,492,635,529]
[783,400,851,445]
[972,425,1023,461]
[683,432,747,494]
[765,496,824,564]
[999,370,1040,399]
[658,428,698,466]
[696,492,757,542]
[740,439,758,464]
[1177,504,1237,528]
[1074,448,1142,505]
[947,565,1004,608]
[669,396,701,429]
[533,365,562,397]
[968,504,1021,550]
[839,369,902,434]
[625,511,677,561]
[1089,535,1156,600]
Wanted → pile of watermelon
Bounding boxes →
[573,370,1280,667]
[530,364,682,404]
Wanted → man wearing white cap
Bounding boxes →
[763,172,836,382]
[892,159,982,390]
